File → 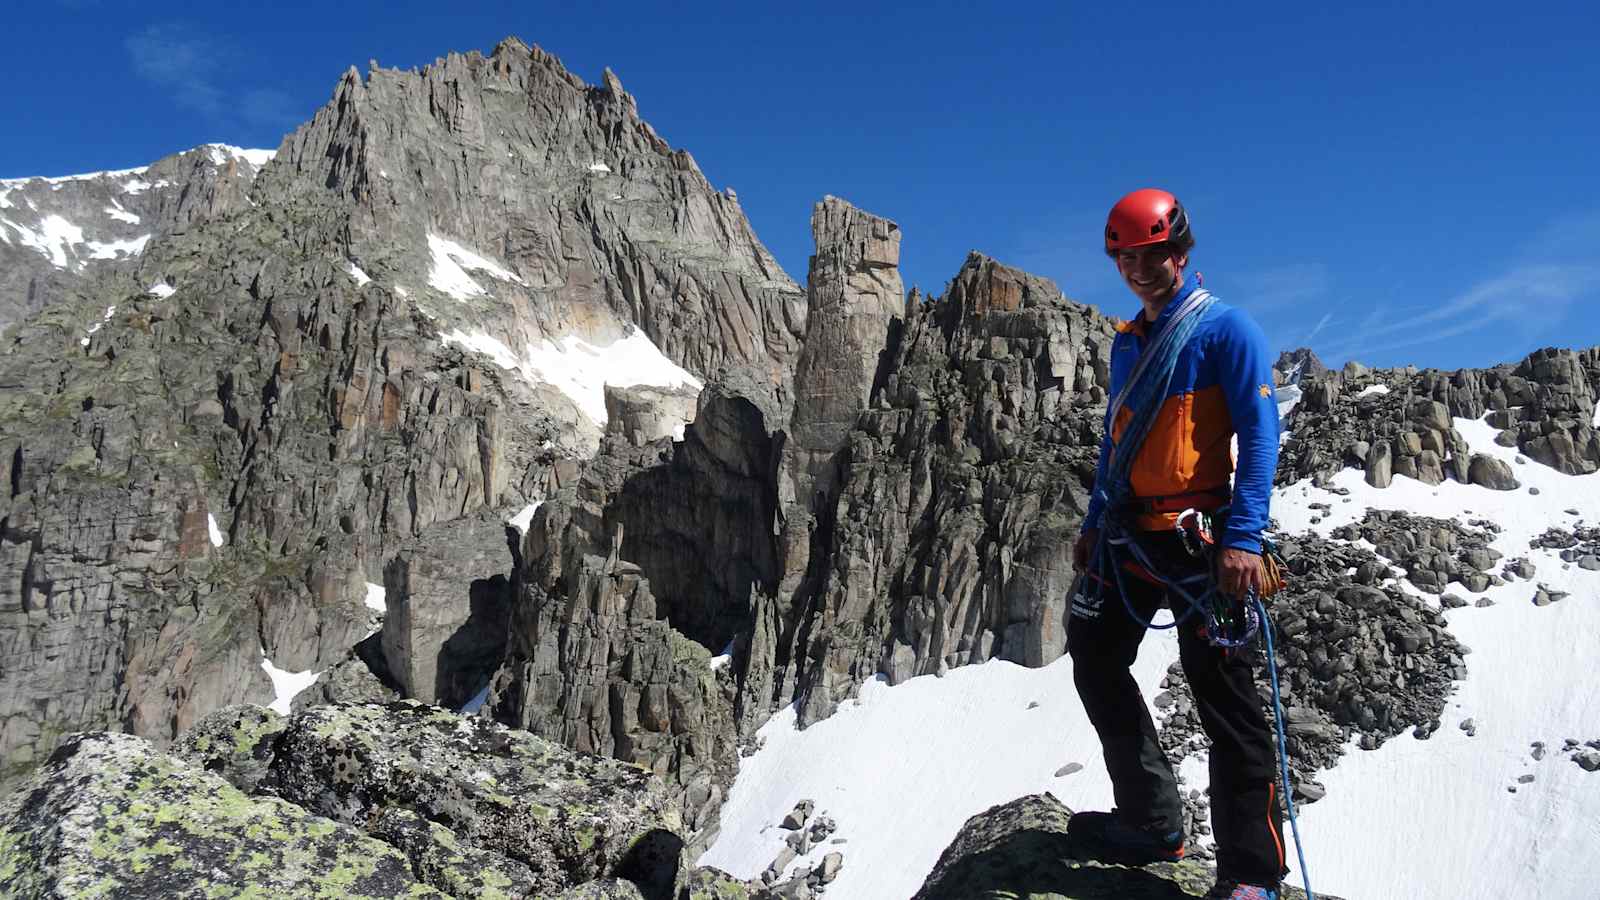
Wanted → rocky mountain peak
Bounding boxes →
[253,35,805,422]
[0,143,271,331]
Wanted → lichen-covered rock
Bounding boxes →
[557,877,651,899]
[0,732,443,899]
[266,701,686,899]
[367,805,539,898]
[678,867,754,899]
[172,703,289,793]
[911,794,1335,900]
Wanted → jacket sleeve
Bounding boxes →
[1082,426,1113,531]
[1212,308,1280,552]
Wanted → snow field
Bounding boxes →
[699,625,1183,900]
[1268,414,1600,900]
[704,411,1599,900]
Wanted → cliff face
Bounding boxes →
[0,144,269,333]
[0,38,806,793]
[490,198,1120,847]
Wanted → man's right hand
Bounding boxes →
[1073,528,1100,572]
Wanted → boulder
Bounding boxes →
[911,794,1334,899]
[265,701,686,899]
[1467,454,1518,491]
[0,732,443,899]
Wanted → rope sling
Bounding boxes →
[1080,287,1315,898]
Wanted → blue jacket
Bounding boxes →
[1083,275,1279,552]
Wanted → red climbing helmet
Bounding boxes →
[1104,188,1193,254]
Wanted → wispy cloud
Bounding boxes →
[1318,263,1599,362]
[1316,212,1600,365]
[125,23,299,130]
[1300,311,1333,345]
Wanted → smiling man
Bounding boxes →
[1066,189,1286,899]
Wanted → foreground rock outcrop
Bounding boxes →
[1,701,690,899]
[913,794,1335,900]
[0,731,445,898]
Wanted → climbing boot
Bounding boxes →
[1065,809,1185,864]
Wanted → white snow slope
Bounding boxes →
[700,410,1600,900]
[441,328,702,428]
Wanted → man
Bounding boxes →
[1066,188,1286,900]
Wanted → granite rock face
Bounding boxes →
[0,144,271,333]
[261,38,806,390]
[381,514,515,707]
[782,251,1115,725]
[493,217,1121,859]
[493,445,742,853]
[0,37,804,793]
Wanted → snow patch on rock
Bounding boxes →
[259,649,321,716]
[363,582,386,614]
[206,513,225,548]
[426,234,525,300]
[440,327,702,428]
[507,501,544,536]
[86,234,151,260]
[2,213,83,268]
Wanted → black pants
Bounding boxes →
[1067,530,1286,887]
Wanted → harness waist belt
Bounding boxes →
[1118,486,1231,516]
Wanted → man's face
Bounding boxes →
[1113,244,1187,304]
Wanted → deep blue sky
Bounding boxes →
[7,1,1597,371]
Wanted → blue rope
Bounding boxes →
[1257,594,1315,900]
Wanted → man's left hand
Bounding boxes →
[1215,547,1263,598]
